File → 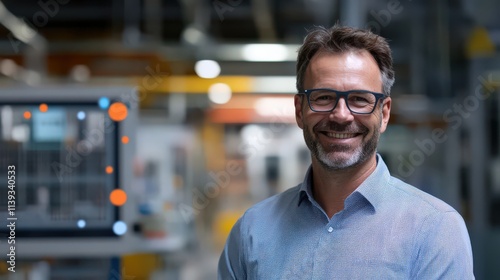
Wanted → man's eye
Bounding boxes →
[351,96,369,102]
[313,94,335,102]
[317,95,333,100]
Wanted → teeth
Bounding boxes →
[326,133,356,139]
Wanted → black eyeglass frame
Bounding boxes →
[298,88,387,115]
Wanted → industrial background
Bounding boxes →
[0,0,499,279]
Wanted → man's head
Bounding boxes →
[294,25,394,170]
[296,25,395,96]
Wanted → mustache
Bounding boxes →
[314,120,367,134]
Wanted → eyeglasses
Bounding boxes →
[299,88,386,114]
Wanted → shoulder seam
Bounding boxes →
[388,176,456,214]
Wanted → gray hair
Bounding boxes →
[296,24,395,96]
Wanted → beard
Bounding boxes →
[303,119,380,170]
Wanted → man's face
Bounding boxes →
[294,50,391,170]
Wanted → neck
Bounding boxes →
[311,154,378,218]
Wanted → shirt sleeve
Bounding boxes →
[411,211,475,279]
[218,218,246,280]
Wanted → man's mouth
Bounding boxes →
[323,132,358,139]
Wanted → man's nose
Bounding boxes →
[329,98,354,123]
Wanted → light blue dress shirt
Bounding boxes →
[218,155,474,279]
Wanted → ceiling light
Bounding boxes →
[208,83,232,104]
[242,44,288,62]
[195,60,221,78]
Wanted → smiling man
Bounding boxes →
[218,25,474,279]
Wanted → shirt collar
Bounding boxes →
[350,154,391,212]
[298,154,391,212]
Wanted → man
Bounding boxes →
[218,25,474,279]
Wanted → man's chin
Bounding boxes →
[317,152,359,170]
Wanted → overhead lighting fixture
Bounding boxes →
[182,25,206,45]
[195,60,221,79]
[208,83,232,104]
[241,44,289,62]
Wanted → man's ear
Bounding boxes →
[379,97,391,133]
[294,94,304,129]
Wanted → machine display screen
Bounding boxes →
[0,101,120,237]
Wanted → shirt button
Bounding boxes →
[327,227,333,233]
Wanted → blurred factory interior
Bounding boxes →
[0,0,499,279]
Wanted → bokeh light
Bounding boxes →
[195,60,221,78]
[98,97,110,109]
[110,189,127,206]
[77,111,86,120]
[108,102,128,122]
[105,166,114,174]
[23,111,31,119]
[39,103,48,112]
[113,221,127,236]
[208,83,232,104]
[77,219,86,229]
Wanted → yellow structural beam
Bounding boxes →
[137,75,297,94]
[143,75,253,94]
